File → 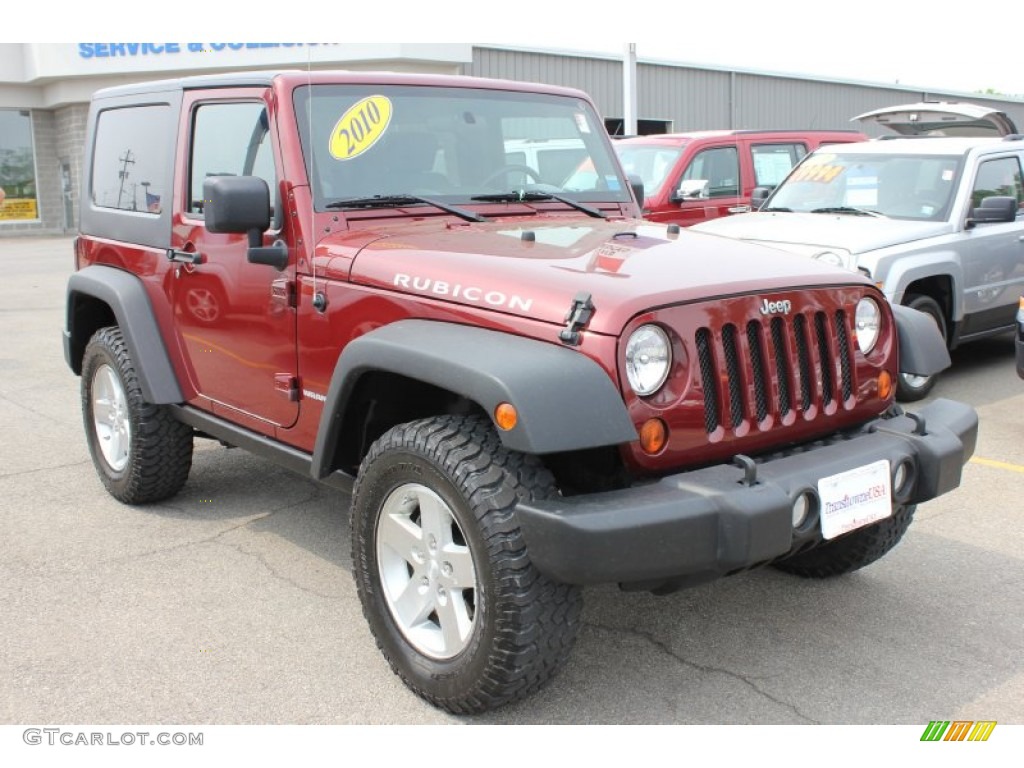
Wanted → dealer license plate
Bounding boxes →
[817,460,892,540]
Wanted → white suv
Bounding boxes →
[692,103,1024,400]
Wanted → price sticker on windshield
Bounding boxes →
[329,95,393,160]
[790,163,844,183]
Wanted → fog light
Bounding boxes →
[792,493,811,529]
[639,418,668,454]
[893,460,913,497]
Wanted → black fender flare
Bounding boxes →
[65,265,184,404]
[892,303,951,377]
[311,320,638,478]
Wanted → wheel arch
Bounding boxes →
[902,275,954,326]
[882,258,962,323]
[311,320,638,479]
[65,266,183,404]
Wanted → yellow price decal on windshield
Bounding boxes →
[791,164,844,183]
[329,95,393,160]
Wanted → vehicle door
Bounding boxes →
[659,143,743,225]
[170,89,299,432]
[958,154,1024,334]
[748,140,809,207]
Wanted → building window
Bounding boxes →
[91,105,169,213]
[0,110,39,222]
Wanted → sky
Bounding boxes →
[9,3,1024,99]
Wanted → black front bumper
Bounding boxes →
[516,399,977,586]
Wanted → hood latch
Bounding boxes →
[559,292,595,346]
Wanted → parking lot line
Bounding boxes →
[969,457,1024,474]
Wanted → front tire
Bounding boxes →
[81,326,193,504]
[772,504,916,578]
[350,415,582,714]
[896,294,947,402]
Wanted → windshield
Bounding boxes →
[612,144,684,199]
[768,151,964,221]
[294,85,632,211]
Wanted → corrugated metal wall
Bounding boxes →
[467,47,1024,137]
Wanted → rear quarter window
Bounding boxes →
[751,143,807,187]
[90,105,171,214]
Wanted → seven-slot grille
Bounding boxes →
[696,310,854,433]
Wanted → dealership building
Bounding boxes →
[2,42,1023,237]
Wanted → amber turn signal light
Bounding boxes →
[639,418,668,454]
[494,403,518,431]
[878,370,893,400]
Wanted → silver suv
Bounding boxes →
[692,103,1024,400]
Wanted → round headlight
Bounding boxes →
[626,325,671,396]
[855,298,882,353]
[814,250,845,267]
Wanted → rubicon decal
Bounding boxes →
[920,720,997,742]
[760,298,793,315]
[393,274,534,312]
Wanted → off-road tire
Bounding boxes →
[773,504,916,578]
[81,326,193,504]
[896,294,947,402]
[350,414,582,714]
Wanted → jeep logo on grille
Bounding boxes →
[760,298,792,315]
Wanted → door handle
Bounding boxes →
[167,249,205,265]
[727,205,751,214]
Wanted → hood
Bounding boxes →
[853,101,1019,137]
[693,211,951,255]
[333,217,872,335]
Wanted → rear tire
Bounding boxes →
[81,326,193,504]
[350,414,582,714]
[896,294,947,402]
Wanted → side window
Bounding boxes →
[972,157,1024,212]
[682,146,739,198]
[751,143,807,187]
[189,102,276,216]
[91,105,170,213]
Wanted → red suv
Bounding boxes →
[609,130,866,226]
[64,72,973,714]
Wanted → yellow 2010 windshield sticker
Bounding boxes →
[329,95,393,160]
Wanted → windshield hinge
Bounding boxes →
[559,292,595,346]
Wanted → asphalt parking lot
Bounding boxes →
[2,235,1022,726]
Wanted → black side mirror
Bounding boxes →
[204,176,288,270]
[204,176,271,238]
[751,186,774,210]
[969,195,1018,225]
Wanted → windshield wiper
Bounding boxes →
[471,191,607,219]
[810,206,885,218]
[325,194,488,223]
[760,206,792,212]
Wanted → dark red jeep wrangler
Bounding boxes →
[65,71,977,713]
